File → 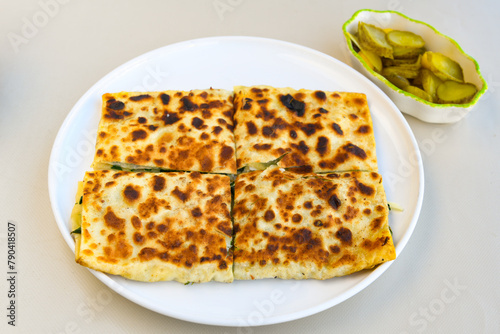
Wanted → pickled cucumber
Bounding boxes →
[385,73,410,90]
[386,30,425,49]
[348,32,382,72]
[436,81,477,104]
[347,32,362,51]
[421,69,443,101]
[393,46,425,59]
[405,86,434,102]
[359,50,383,72]
[358,22,393,59]
[383,56,420,67]
[421,51,464,82]
[382,65,420,79]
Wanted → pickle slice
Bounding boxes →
[383,56,420,67]
[347,32,362,51]
[397,54,422,71]
[385,73,410,90]
[358,22,393,59]
[386,30,425,49]
[348,32,382,72]
[393,46,425,59]
[359,50,383,73]
[436,80,477,104]
[421,51,464,82]
[405,85,434,102]
[421,69,443,101]
[412,71,423,87]
[382,65,420,79]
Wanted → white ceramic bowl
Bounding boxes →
[343,9,488,123]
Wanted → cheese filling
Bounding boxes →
[70,181,84,254]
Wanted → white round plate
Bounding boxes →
[48,36,424,327]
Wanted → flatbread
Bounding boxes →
[92,89,236,174]
[74,170,233,283]
[233,85,378,173]
[233,166,395,280]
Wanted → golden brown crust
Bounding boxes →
[232,166,395,280]
[75,170,233,283]
[76,85,393,283]
[233,85,378,172]
[92,89,236,174]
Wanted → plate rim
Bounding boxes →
[48,35,424,327]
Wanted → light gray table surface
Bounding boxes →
[1,0,499,333]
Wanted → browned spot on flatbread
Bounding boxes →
[328,194,341,210]
[371,217,384,230]
[329,245,340,253]
[192,117,204,129]
[314,90,326,101]
[316,136,328,155]
[131,129,147,141]
[299,123,322,136]
[246,121,257,135]
[162,112,181,125]
[354,97,366,106]
[212,126,223,135]
[253,144,272,150]
[107,100,124,110]
[123,185,141,203]
[152,175,165,191]
[104,208,125,230]
[156,224,167,233]
[343,143,367,159]
[217,222,232,236]
[343,206,359,221]
[138,247,157,261]
[219,260,228,270]
[138,197,163,218]
[264,210,275,222]
[332,123,343,135]
[115,239,132,259]
[262,126,276,138]
[291,141,309,155]
[172,187,189,202]
[356,180,374,195]
[336,227,352,245]
[133,232,145,245]
[181,96,197,111]
[210,100,224,109]
[131,216,142,229]
[129,94,151,101]
[160,93,170,105]
[357,125,371,134]
[220,146,234,163]
[191,207,202,217]
[200,156,214,171]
